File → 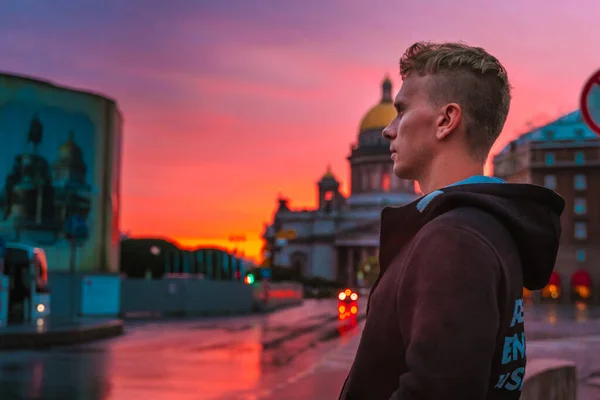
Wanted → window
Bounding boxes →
[575,151,585,165]
[361,169,369,191]
[574,198,587,215]
[576,249,586,262]
[545,152,555,166]
[575,222,587,240]
[574,174,587,190]
[196,251,205,274]
[381,171,390,192]
[370,169,379,190]
[544,175,557,189]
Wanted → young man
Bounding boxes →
[339,42,565,399]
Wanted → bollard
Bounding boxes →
[521,358,577,400]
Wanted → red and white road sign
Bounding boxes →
[580,69,600,136]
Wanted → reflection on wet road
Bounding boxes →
[524,301,600,339]
[0,299,361,400]
[0,301,599,400]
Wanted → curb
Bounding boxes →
[0,320,125,350]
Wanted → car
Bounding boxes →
[337,288,358,319]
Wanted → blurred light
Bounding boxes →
[338,305,346,313]
[345,289,351,296]
[541,283,560,299]
[338,292,346,301]
[244,274,255,284]
[350,293,358,301]
[575,285,591,299]
[36,304,45,313]
[150,246,161,256]
[350,306,357,314]
[36,318,45,333]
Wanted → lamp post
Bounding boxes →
[229,235,246,280]
[65,215,88,321]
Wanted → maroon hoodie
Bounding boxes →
[339,182,564,400]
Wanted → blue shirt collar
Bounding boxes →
[416,175,505,212]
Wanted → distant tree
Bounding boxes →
[120,238,180,278]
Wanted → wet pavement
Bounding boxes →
[0,299,363,400]
[0,300,599,400]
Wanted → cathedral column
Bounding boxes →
[389,164,397,191]
[332,248,338,282]
[346,247,354,287]
[361,247,368,265]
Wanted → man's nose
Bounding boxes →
[382,124,394,140]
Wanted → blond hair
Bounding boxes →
[400,41,511,162]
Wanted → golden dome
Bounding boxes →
[359,103,396,133]
[358,76,395,134]
[58,130,83,160]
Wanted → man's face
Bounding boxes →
[382,74,440,180]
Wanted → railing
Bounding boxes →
[521,359,577,400]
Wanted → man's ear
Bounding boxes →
[435,103,462,140]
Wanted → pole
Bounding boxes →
[229,235,246,280]
[70,237,76,320]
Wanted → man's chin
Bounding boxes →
[392,163,414,180]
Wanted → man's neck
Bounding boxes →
[417,154,484,194]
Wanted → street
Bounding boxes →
[0,299,363,400]
[1,301,600,400]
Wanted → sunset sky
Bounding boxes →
[1,0,599,260]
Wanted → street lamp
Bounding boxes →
[229,235,246,280]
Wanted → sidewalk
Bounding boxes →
[258,323,600,400]
[0,317,124,350]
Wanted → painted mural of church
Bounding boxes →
[0,72,122,273]
[0,113,92,244]
[263,77,418,285]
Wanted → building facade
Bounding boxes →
[263,77,418,285]
[0,72,122,272]
[494,110,599,303]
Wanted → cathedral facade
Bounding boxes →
[263,77,418,285]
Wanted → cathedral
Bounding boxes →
[0,113,91,244]
[262,77,418,285]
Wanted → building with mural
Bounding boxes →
[262,77,418,285]
[0,72,122,272]
[494,110,600,303]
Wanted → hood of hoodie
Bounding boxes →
[379,178,565,291]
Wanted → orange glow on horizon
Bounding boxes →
[174,237,264,262]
